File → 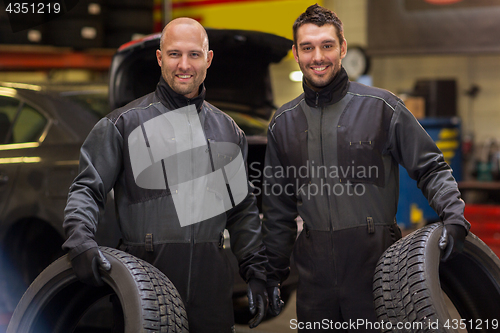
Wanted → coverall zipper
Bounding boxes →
[319,105,337,285]
[319,106,334,231]
[186,99,195,302]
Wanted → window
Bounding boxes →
[12,103,47,143]
[63,92,110,118]
[0,95,47,144]
[0,95,21,144]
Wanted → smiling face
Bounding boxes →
[292,23,347,91]
[156,19,213,99]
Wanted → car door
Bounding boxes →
[0,92,23,218]
[0,90,48,220]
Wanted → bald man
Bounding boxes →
[63,18,268,332]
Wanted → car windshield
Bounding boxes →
[60,91,111,118]
[208,101,270,137]
[223,111,268,137]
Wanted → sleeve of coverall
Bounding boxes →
[261,128,299,287]
[225,129,268,283]
[62,118,124,260]
[388,101,470,232]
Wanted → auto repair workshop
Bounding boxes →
[1,0,500,332]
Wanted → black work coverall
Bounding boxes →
[63,78,267,333]
[262,67,469,331]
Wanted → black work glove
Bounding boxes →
[247,278,268,328]
[439,224,467,262]
[71,247,111,286]
[267,285,284,317]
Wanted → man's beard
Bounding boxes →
[163,68,207,97]
[301,63,339,90]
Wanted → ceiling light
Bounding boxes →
[289,71,303,82]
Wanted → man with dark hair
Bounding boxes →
[262,4,469,331]
[63,17,268,332]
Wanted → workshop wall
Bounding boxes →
[371,55,500,144]
[329,0,500,144]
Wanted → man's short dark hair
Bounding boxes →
[293,4,344,47]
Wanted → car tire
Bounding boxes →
[373,223,500,332]
[7,247,189,333]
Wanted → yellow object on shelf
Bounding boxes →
[171,0,322,40]
[410,203,424,225]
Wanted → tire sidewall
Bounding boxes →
[424,224,454,330]
[8,247,155,333]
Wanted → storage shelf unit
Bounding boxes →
[0,45,114,71]
[396,117,463,229]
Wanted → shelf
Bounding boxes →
[0,45,115,71]
[459,181,500,191]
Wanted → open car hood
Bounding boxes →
[108,29,292,120]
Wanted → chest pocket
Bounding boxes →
[342,139,384,187]
[337,97,393,188]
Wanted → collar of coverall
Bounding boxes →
[156,76,206,113]
[303,66,349,108]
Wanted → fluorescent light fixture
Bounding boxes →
[0,156,41,164]
[289,71,303,82]
[0,142,40,151]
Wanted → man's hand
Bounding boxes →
[71,247,111,286]
[267,285,284,317]
[439,224,467,262]
[247,278,268,328]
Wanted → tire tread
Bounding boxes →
[373,224,441,332]
[101,247,189,332]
